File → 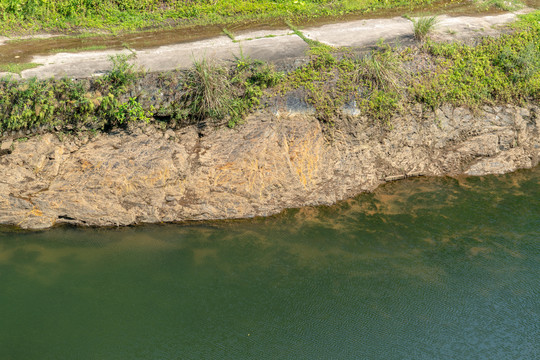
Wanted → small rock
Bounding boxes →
[519,108,530,118]
[165,196,175,202]
[164,129,175,140]
[1,139,13,151]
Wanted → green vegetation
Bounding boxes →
[222,28,235,41]
[101,53,138,93]
[278,42,403,124]
[51,45,107,53]
[177,56,283,128]
[286,20,334,50]
[411,16,439,41]
[181,59,233,124]
[474,0,524,11]
[0,51,282,133]
[0,0,441,35]
[0,62,40,74]
[1,10,538,135]
[278,10,539,122]
[0,55,149,133]
[412,11,540,108]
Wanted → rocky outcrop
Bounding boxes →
[0,104,538,230]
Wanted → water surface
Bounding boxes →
[1,167,538,359]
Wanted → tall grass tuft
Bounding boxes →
[411,16,438,41]
[357,52,400,91]
[182,59,231,124]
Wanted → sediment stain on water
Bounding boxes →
[0,167,538,359]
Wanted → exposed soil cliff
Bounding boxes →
[0,103,538,230]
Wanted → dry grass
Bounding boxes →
[182,59,231,124]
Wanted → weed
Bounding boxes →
[0,62,41,74]
[495,42,540,83]
[0,9,538,135]
[182,59,231,124]
[368,90,400,123]
[222,28,235,41]
[286,20,334,52]
[102,53,137,93]
[357,50,400,91]
[410,16,439,41]
[228,55,284,127]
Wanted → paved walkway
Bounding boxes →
[0,10,530,79]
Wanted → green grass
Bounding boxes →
[222,28,235,41]
[182,58,232,124]
[474,0,524,11]
[0,0,441,35]
[411,16,439,41]
[0,62,41,74]
[50,45,108,53]
[412,10,540,108]
[286,20,335,51]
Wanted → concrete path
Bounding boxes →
[0,9,531,80]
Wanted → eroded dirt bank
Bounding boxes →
[0,104,538,230]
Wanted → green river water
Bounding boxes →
[1,167,538,359]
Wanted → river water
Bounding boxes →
[1,167,538,359]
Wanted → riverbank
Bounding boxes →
[0,10,538,230]
[1,102,538,230]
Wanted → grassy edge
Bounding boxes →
[0,0,497,37]
[0,10,538,136]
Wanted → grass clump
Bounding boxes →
[357,49,400,91]
[410,16,439,41]
[181,59,232,124]
[179,56,283,128]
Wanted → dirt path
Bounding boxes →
[0,8,533,79]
